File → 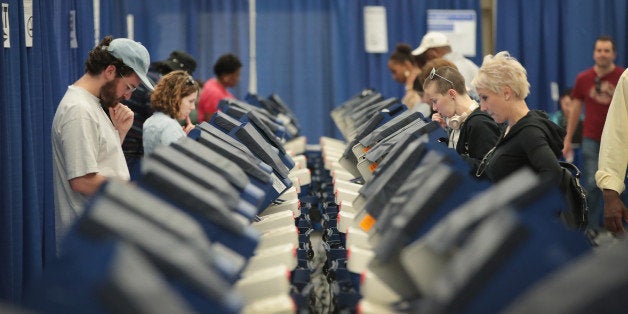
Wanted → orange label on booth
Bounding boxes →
[359,214,376,231]
[362,146,371,153]
[369,162,378,172]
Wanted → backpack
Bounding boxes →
[558,161,589,230]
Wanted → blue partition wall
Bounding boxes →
[255,0,481,139]
[495,0,627,114]
[1,0,64,303]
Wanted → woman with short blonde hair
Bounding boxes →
[473,51,530,101]
[473,52,565,185]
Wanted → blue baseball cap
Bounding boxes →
[108,38,154,91]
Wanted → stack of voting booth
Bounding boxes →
[25,88,624,313]
[319,89,599,313]
[26,95,312,314]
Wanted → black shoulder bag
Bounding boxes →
[558,161,589,230]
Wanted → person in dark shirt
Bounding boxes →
[473,51,565,185]
[121,50,197,180]
[422,65,501,173]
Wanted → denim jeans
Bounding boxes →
[125,155,143,182]
[582,138,603,230]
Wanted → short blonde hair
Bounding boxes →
[472,51,530,99]
[150,70,199,118]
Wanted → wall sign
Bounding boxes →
[364,6,388,53]
[427,9,477,57]
[24,0,32,47]
[126,14,134,40]
[2,3,10,48]
[69,10,77,48]
[93,0,100,46]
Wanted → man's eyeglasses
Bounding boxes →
[118,73,138,94]
[595,76,601,94]
[425,67,454,87]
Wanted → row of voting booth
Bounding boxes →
[24,89,628,313]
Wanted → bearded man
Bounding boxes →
[51,36,154,251]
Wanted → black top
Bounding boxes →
[120,65,161,158]
[554,110,583,144]
[456,108,502,172]
[483,110,566,184]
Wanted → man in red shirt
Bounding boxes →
[197,54,242,122]
[563,35,625,235]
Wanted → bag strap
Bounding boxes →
[559,161,582,179]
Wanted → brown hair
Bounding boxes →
[150,70,199,118]
[84,35,134,76]
[596,35,616,52]
[416,58,457,93]
[389,43,425,68]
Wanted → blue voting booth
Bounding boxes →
[24,89,600,313]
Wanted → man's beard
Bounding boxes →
[100,79,123,108]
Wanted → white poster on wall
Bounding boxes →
[69,10,77,48]
[364,6,388,53]
[23,0,32,47]
[93,0,100,46]
[2,3,10,48]
[427,9,476,57]
[126,14,134,40]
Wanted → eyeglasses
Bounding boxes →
[425,67,454,87]
[118,73,138,94]
[595,77,601,94]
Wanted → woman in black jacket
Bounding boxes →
[423,66,501,173]
[472,51,566,184]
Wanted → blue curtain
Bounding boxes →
[51,0,95,90]
[1,0,64,303]
[109,0,251,92]
[1,0,483,305]
[495,0,628,113]
[74,0,479,141]
[256,0,482,140]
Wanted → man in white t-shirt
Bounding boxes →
[51,36,154,251]
[412,31,480,99]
